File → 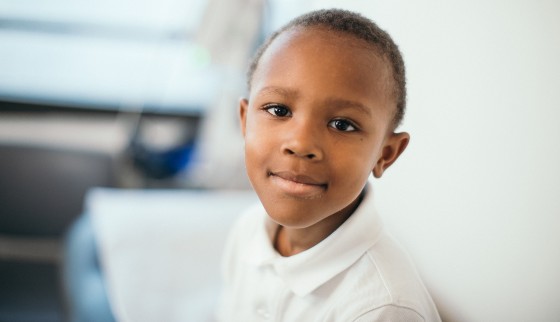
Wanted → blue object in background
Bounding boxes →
[130,139,196,180]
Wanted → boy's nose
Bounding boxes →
[281,122,324,161]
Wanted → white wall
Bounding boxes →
[311,1,560,321]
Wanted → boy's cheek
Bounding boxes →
[245,118,268,141]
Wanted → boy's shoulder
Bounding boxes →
[323,232,441,321]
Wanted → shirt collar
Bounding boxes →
[247,180,384,296]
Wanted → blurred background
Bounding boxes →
[0,0,559,321]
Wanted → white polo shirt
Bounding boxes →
[217,183,441,322]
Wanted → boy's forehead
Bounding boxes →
[252,26,395,108]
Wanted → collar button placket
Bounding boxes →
[256,306,271,320]
[254,266,275,321]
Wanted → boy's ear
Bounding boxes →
[372,132,410,178]
[239,98,249,137]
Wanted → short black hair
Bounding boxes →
[247,8,407,128]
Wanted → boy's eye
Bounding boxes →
[265,105,291,117]
[328,119,357,132]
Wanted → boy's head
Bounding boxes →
[239,9,410,231]
[248,9,407,129]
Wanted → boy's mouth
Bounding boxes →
[267,171,327,198]
[268,171,326,186]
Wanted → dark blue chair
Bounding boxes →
[63,213,116,322]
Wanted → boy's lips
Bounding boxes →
[269,171,326,186]
[268,171,327,198]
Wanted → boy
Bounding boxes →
[218,8,441,322]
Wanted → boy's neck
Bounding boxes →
[273,191,364,257]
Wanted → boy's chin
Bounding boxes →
[264,206,322,229]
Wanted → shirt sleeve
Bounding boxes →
[353,305,426,322]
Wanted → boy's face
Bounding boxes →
[240,27,408,229]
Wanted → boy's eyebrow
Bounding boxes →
[324,98,372,116]
[257,86,300,99]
